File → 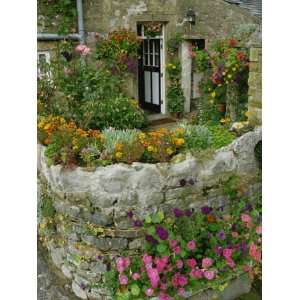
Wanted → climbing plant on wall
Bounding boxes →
[166,34,185,116]
[194,37,249,124]
[37,0,78,35]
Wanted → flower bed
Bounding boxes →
[37,115,238,168]
[105,199,261,300]
[37,127,261,300]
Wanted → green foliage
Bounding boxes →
[38,0,77,35]
[40,196,56,219]
[167,83,185,113]
[91,96,147,130]
[195,49,210,71]
[176,122,212,150]
[208,125,236,149]
[167,33,183,55]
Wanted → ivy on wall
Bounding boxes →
[37,0,77,35]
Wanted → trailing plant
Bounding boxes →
[95,29,141,74]
[105,195,262,299]
[144,22,163,37]
[167,33,183,56]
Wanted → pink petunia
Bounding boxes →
[176,259,183,269]
[256,226,262,234]
[241,213,252,223]
[170,240,178,248]
[202,257,213,269]
[178,274,188,287]
[190,268,203,278]
[132,273,140,280]
[158,292,172,300]
[143,254,153,266]
[223,248,233,259]
[187,240,196,250]
[174,245,181,254]
[178,288,186,296]
[204,270,215,280]
[119,274,128,285]
[187,258,197,269]
[226,257,236,268]
[145,288,154,296]
[147,268,160,288]
[155,256,169,273]
[123,257,130,268]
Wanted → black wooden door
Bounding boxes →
[138,39,161,113]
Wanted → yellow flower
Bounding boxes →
[172,66,176,69]
[115,143,123,152]
[174,138,185,146]
[220,118,226,124]
[115,152,123,159]
[44,124,51,130]
[227,74,232,78]
[175,128,185,135]
[166,148,174,155]
[147,145,155,152]
[211,91,216,98]
[210,99,214,104]
[232,67,236,71]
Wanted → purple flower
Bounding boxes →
[133,220,142,227]
[214,246,223,256]
[127,211,134,219]
[173,208,184,218]
[145,235,158,245]
[201,206,213,215]
[185,209,193,217]
[218,230,226,240]
[156,226,169,240]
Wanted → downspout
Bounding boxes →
[37,0,85,43]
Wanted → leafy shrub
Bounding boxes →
[176,122,212,150]
[208,125,236,149]
[89,96,148,130]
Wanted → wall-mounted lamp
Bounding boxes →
[186,8,196,25]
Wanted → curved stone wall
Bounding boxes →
[37,128,261,299]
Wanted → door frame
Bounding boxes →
[138,23,166,114]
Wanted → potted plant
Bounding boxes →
[144,22,162,38]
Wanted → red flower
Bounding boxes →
[228,38,237,47]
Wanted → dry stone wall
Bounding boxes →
[37,128,261,299]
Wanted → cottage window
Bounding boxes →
[37,51,51,79]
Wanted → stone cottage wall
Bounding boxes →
[38,128,261,299]
[247,47,262,125]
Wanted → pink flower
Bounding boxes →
[155,256,169,273]
[241,213,252,223]
[170,240,178,248]
[147,268,160,288]
[178,274,188,287]
[190,268,203,278]
[226,257,236,268]
[119,274,128,285]
[158,292,172,300]
[143,254,153,266]
[256,226,262,234]
[187,240,196,250]
[204,270,215,280]
[75,44,91,56]
[223,248,233,259]
[202,257,213,269]
[176,259,183,269]
[174,246,181,254]
[178,288,185,296]
[187,258,197,269]
[249,242,261,262]
[160,283,167,290]
[132,273,140,280]
[123,257,130,268]
[145,288,154,296]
